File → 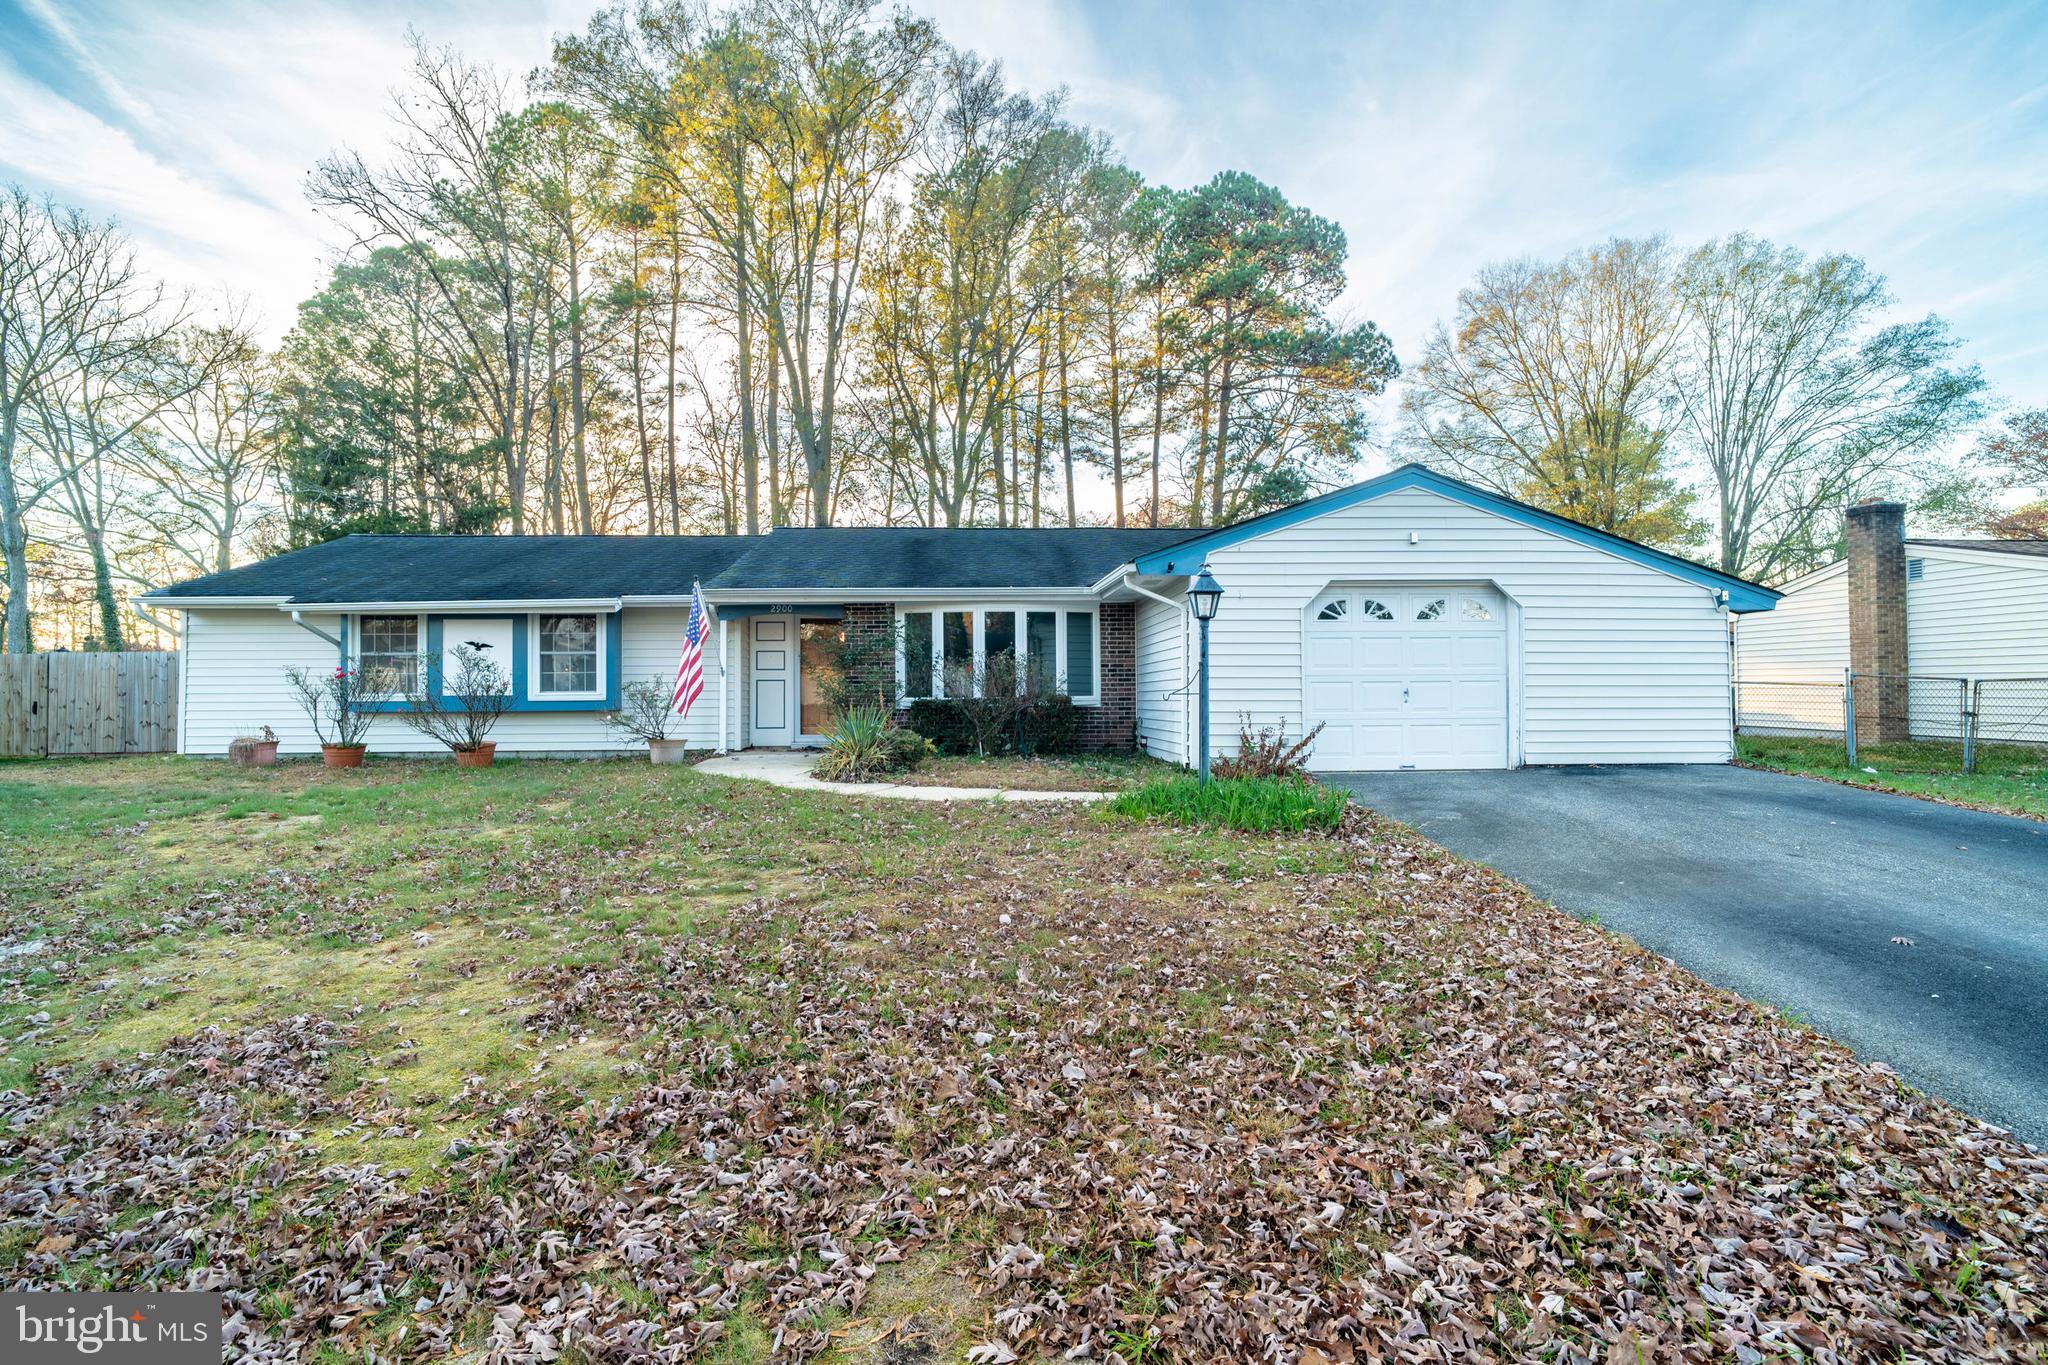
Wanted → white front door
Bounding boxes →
[1304,584,1510,771]
[751,618,795,747]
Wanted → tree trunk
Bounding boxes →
[566,222,593,533]
[1149,308,1164,529]
[0,408,33,652]
[629,232,654,532]
[86,525,123,651]
[1211,352,1232,526]
[1106,310,1124,527]
[1057,282,1076,527]
[737,251,759,537]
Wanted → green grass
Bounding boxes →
[897,749,1175,791]
[1102,773,1349,833]
[1736,735,2048,819]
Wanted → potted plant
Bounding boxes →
[606,678,690,763]
[228,726,279,767]
[284,663,377,767]
[399,642,510,767]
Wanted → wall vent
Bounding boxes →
[1906,558,1925,581]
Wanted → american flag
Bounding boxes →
[671,582,711,717]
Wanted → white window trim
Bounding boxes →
[895,604,1100,707]
[527,611,607,701]
[352,612,427,694]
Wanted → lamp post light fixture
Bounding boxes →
[1188,564,1224,783]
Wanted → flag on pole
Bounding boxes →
[671,581,711,717]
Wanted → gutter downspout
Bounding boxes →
[131,602,182,641]
[289,609,342,648]
[1120,573,1193,768]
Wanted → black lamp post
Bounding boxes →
[1187,564,1224,783]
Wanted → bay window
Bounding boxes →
[898,606,1099,704]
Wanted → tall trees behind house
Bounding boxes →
[1406,233,1987,579]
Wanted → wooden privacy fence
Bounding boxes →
[0,651,178,757]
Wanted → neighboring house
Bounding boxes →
[1736,500,2048,685]
[142,464,1778,772]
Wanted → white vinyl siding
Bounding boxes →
[179,606,742,756]
[1732,546,2048,684]
[1192,485,1735,769]
[1731,563,1849,682]
[1903,545,2048,678]
[1134,595,1190,764]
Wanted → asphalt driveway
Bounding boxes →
[1328,764,2048,1146]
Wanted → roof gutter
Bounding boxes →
[273,598,622,614]
[135,594,290,607]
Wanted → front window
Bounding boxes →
[358,616,418,695]
[537,614,599,695]
[900,606,1099,704]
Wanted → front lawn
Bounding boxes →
[2,758,2043,1362]
[887,750,1170,791]
[1737,734,2048,819]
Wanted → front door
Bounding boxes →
[751,618,795,747]
[799,621,845,741]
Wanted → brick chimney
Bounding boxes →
[1845,499,1910,741]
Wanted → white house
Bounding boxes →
[1736,501,2048,684]
[143,464,1779,771]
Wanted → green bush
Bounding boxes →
[813,705,935,782]
[1021,695,1080,755]
[906,699,975,755]
[909,695,1081,757]
[1102,774,1348,834]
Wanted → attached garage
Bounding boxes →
[1305,584,1509,769]
[1122,465,1780,773]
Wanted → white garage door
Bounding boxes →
[1305,585,1510,771]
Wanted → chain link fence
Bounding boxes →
[1735,673,2048,774]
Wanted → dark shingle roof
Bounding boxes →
[1909,538,2048,559]
[146,535,758,603]
[705,527,1195,591]
[144,526,1199,603]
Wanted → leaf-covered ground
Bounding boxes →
[1,758,2043,1363]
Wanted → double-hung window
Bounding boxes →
[897,606,1098,704]
[535,613,601,697]
[357,615,420,696]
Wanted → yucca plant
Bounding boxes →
[812,705,931,783]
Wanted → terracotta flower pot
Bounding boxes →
[452,742,498,769]
[322,744,367,769]
[647,738,690,765]
[230,739,280,768]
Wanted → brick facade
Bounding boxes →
[839,602,898,711]
[1846,499,1910,741]
[1077,602,1137,751]
[856,599,1138,753]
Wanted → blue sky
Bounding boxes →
[4,0,2046,427]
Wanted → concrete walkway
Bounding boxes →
[694,749,1111,802]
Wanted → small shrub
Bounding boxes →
[907,699,974,755]
[1213,716,1325,780]
[606,678,680,743]
[1103,774,1348,833]
[813,705,934,783]
[910,693,1080,757]
[1021,694,1080,756]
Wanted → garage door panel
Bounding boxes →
[1456,635,1507,668]
[1306,636,1355,671]
[1407,637,1456,669]
[1308,680,1354,711]
[1305,583,1508,772]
